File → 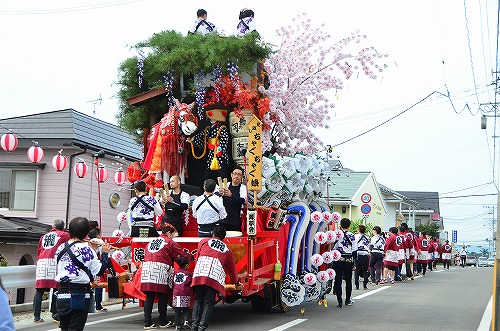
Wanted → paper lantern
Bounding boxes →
[310,211,322,223]
[1,133,18,152]
[322,211,332,223]
[322,251,334,264]
[303,272,317,286]
[310,253,324,267]
[112,229,124,237]
[52,152,67,172]
[74,160,89,178]
[117,211,127,223]
[314,232,327,244]
[94,166,109,183]
[326,268,336,280]
[27,145,44,163]
[317,271,329,283]
[114,168,126,185]
[332,212,341,222]
[326,230,337,243]
[331,250,341,261]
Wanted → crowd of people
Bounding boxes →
[329,219,459,309]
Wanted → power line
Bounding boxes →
[331,89,442,148]
[0,0,144,15]
[463,0,481,113]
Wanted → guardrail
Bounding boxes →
[0,265,36,290]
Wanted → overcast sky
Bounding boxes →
[0,0,498,248]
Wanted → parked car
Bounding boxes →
[465,255,477,266]
[477,256,488,267]
[487,257,495,267]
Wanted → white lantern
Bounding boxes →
[310,253,324,267]
[314,232,327,244]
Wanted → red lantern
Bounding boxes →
[1,133,18,152]
[74,160,89,178]
[27,145,44,163]
[52,152,67,172]
[114,168,126,185]
[95,166,109,183]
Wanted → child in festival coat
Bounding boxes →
[173,256,194,330]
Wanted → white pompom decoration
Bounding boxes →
[310,253,324,267]
[322,211,332,223]
[317,270,329,283]
[310,211,323,223]
[117,211,127,223]
[326,230,336,243]
[314,232,327,244]
[332,212,341,222]
[322,251,334,264]
[331,250,341,261]
[112,229,124,237]
[334,229,344,242]
[303,272,317,286]
[326,268,336,280]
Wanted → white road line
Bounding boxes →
[352,286,390,300]
[477,295,492,331]
[268,318,307,331]
[46,311,144,331]
[434,270,444,273]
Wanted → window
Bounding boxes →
[0,169,37,211]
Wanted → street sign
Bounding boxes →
[361,193,372,203]
[452,230,457,243]
[361,204,371,215]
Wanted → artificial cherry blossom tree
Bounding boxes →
[259,14,388,156]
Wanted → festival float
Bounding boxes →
[102,14,387,312]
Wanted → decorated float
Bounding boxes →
[100,14,387,312]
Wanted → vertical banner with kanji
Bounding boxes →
[246,115,262,192]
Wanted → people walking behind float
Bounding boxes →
[427,234,434,272]
[395,226,407,281]
[237,8,257,36]
[33,219,69,323]
[354,225,370,290]
[369,226,385,285]
[380,227,400,284]
[55,217,111,331]
[129,180,164,238]
[173,256,194,330]
[416,232,430,275]
[192,179,227,237]
[401,224,415,280]
[33,219,70,324]
[331,218,357,307]
[141,223,191,329]
[441,240,453,270]
[191,225,239,331]
[162,175,190,236]
[432,237,440,269]
[217,165,247,232]
[459,246,467,268]
[188,9,216,35]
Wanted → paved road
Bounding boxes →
[15,265,493,331]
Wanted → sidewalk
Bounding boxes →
[14,299,134,330]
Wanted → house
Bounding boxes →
[323,162,387,228]
[396,191,443,230]
[379,184,418,230]
[0,109,141,303]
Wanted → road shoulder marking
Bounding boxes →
[352,286,390,300]
[477,295,492,331]
[268,318,307,331]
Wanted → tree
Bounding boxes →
[415,221,440,239]
[115,31,270,139]
[258,14,387,155]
